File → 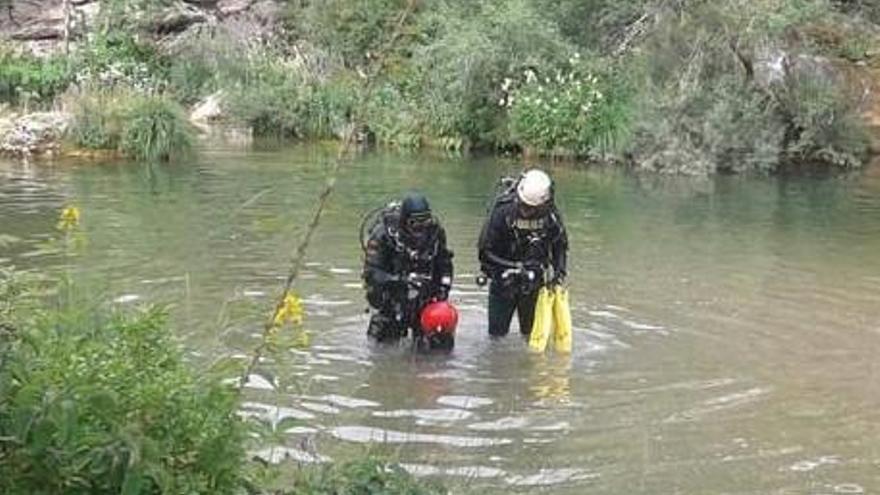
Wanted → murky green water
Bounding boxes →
[3,146,880,493]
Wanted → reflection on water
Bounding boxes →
[3,147,880,493]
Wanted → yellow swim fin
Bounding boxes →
[552,286,572,353]
[528,286,554,352]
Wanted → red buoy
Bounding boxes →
[420,301,459,336]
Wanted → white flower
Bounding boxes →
[524,69,537,83]
[499,98,506,107]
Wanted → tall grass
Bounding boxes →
[68,88,193,161]
[121,96,194,162]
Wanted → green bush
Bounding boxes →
[227,55,355,139]
[508,57,633,155]
[121,96,194,162]
[68,89,193,161]
[73,32,169,92]
[165,31,250,106]
[67,90,126,151]
[284,0,411,67]
[0,51,72,105]
[776,71,870,168]
[0,277,246,494]
[622,0,869,173]
[363,81,422,148]
[414,0,573,143]
[167,53,217,106]
[412,0,572,145]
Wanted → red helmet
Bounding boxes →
[420,301,459,335]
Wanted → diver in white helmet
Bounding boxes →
[477,169,568,337]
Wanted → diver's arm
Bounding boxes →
[550,210,569,281]
[362,232,399,286]
[478,207,518,278]
[434,227,454,299]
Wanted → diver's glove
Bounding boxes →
[437,275,452,301]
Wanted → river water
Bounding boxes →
[2,145,880,493]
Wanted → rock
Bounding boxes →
[148,3,208,35]
[0,112,71,157]
[194,124,253,148]
[754,48,842,90]
[183,0,219,6]
[250,0,280,24]
[753,48,787,88]
[11,24,64,41]
[190,91,225,124]
[4,0,97,49]
[9,3,64,41]
[218,0,255,17]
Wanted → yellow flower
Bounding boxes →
[273,291,304,327]
[57,206,81,231]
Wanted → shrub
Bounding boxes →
[121,96,194,161]
[73,32,169,93]
[67,89,127,150]
[508,56,633,155]
[363,81,422,148]
[68,89,193,161]
[0,50,72,105]
[283,0,411,67]
[0,278,247,494]
[167,56,216,106]
[776,71,870,168]
[412,0,572,145]
[227,55,355,139]
[623,0,869,173]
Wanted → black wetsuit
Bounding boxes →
[479,199,567,337]
[362,209,453,341]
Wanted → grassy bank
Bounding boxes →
[1,0,879,172]
[0,269,446,494]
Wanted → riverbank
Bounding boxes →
[2,0,879,174]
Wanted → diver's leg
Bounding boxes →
[488,281,517,337]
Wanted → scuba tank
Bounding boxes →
[359,201,400,254]
[476,175,521,286]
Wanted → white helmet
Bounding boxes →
[516,169,552,206]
